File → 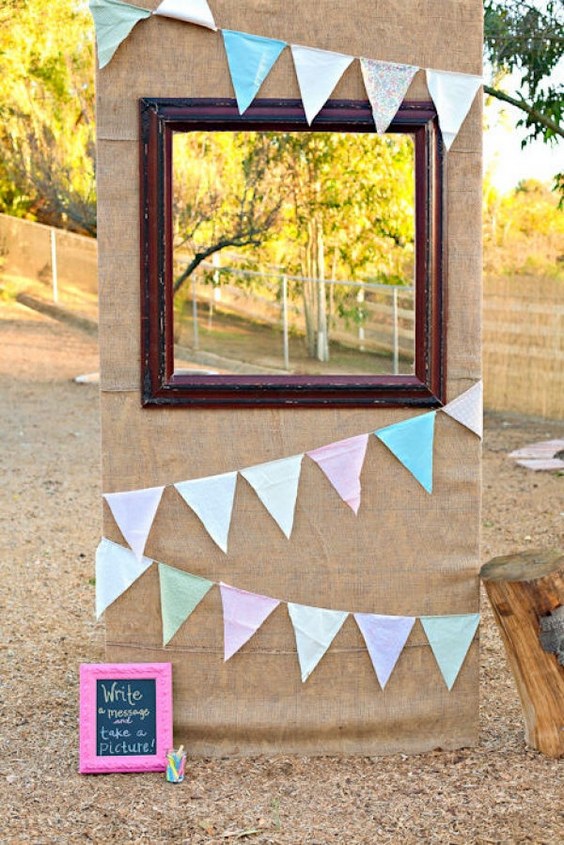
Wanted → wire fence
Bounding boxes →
[0,213,98,320]
[175,257,415,374]
[2,215,563,419]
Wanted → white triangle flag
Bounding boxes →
[240,454,303,539]
[175,471,238,553]
[441,381,483,438]
[360,57,419,133]
[153,0,217,30]
[103,485,165,561]
[95,538,153,617]
[426,68,482,150]
[291,45,354,124]
[288,603,348,682]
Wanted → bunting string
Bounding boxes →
[102,384,483,560]
[89,0,482,150]
[96,537,480,690]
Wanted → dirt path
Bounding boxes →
[0,303,563,844]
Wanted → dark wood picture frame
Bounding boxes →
[140,98,445,407]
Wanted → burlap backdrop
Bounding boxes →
[97,0,483,755]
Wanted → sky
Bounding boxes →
[483,63,563,194]
[484,100,562,193]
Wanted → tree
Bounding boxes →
[483,177,564,275]
[172,129,415,362]
[0,0,96,234]
[484,1,563,146]
[263,132,414,360]
[172,132,284,293]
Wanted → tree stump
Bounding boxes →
[480,549,564,757]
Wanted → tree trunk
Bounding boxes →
[480,548,564,758]
[302,220,316,358]
[315,221,329,362]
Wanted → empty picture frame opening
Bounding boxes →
[140,99,445,407]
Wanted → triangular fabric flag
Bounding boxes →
[175,471,238,553]
[290,45,354,124]
[89,0,151,69]
[219,583,280,660]
[441,381,483,439]
[287,603,348,682]
[222,30,287,114]
[360,57,419,133]
[354,613,416,688]
[153,0,217,30]
[306,433,369,514]
[426,69,482,150]
[95,538,153,618]
[375,411,436,493]
[240,454,303,538]
[420,613,480,690]
[158,563,213,645]
[103,485,165,561]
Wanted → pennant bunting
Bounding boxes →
[360,57,419,133]
[89,0,151,69]
[420,613,480,690]
[426,69,482,150]
[153,0,217,30]
[89,2,482,153]
[95,537,153,618]
[222,30,287,114]
[158,563,213,644]
[240,454,303,538]
[290,45,354,124]
[175,471,238,553]
[288,603,348,682]
[94,541,481,690]
[354,613,416,688]
[441,381,483,439]
[103,484,165,561]
[307,433,369,514]
[375,411,436,493]
[219,583,280,660]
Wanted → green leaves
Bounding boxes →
[0,0,96,233]
[484,1,564,147]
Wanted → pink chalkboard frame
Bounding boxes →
[79,662,173,774]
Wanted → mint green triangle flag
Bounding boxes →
[89,0,151,69]
[420,613,480,690]
[375,411,436,493]
[158,563,213,645]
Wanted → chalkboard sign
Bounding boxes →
[79,663,172,773]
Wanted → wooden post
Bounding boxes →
[480,549,564,757]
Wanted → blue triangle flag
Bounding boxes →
[420,613,480,690]
[222,30,287,114]
[375,411,436,493]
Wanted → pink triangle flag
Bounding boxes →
[354,612,416,688]
[441,381,483,439]
[306,433,369,514]
[103,485,165,561]
[360,57,419,133]
[219,583,280,661]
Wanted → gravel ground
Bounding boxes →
[0,302,562,845]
